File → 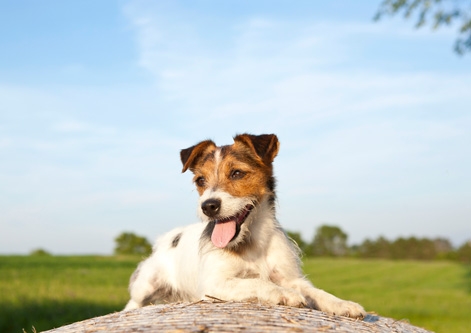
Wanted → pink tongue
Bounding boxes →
[211,220,236,248]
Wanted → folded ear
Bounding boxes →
[233,133,279,165]
[180,139,216,173]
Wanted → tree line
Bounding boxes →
[113,226,471,263]
[287,225,471,262]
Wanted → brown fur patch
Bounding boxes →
[183,134,279,201]
[180,139,216,173]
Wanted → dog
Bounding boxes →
[124,133,365,318]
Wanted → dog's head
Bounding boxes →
[180,133,279,250]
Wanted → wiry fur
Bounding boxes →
[124,134,365,318]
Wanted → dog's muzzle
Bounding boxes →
[201,199,254,248]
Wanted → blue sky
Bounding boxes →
[1,0,470,254]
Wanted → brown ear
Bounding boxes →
[233,133,279,165]
[180,140,216,173]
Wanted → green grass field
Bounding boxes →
[0,256,469,333]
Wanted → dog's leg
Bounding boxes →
[202,277,307,307]
[124,298,140,310]
[265,233,365,317]
[285,278,366,318]
[124,256,167,310]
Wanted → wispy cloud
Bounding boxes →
[124,3,471,128]
[1,1,470,253]
[121,3,471,246]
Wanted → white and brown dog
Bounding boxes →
[124,133,365,318]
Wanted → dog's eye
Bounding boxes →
[230,170,245,180]
[195,176,206,187]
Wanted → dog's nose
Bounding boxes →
[201,198,221,217]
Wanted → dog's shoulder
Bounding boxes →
[154,223,205,251]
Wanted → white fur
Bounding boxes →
[124,195,366,317]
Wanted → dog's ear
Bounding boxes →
[180,140,216,173]
[233,134,279,165]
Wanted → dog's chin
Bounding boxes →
[224,223,252,251]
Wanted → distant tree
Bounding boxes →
[390,237,412,259]
[355,236,454,260]
[309,225,348,257]
[415,238,438,260]
[428,237,454,260]
[375,0,471,54]
[114,232,152,256]
[457,241,471,263]
[30,248,51,256]
[357,236,391,259]
[286,231,309,256]
[433,238,454,254]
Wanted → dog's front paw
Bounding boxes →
[272,289,306,307]
[323,300,366,318]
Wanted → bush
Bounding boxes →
[114,232,152,256]
[30,248,51,256]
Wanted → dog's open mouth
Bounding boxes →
[211,205,254,249]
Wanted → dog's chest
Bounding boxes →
[229,252,280,282]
